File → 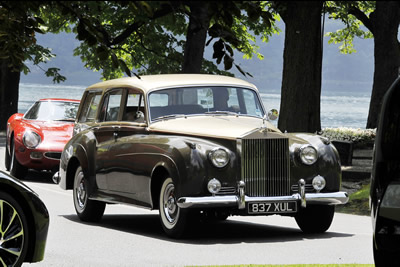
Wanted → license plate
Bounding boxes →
[247,201,297,214]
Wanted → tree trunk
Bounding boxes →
[278,1,323,133]
[181,2,211,73]
[0,60,20,131]
[366,2,400,129]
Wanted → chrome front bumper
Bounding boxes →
[177,192,349,209]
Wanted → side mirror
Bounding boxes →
[268,109,279,121]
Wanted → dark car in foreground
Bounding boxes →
[0,171,49,265]
[5,98,80,179]
[371,77,400,266]
[55,74,348,238]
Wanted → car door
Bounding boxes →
[93,89,125,192]
[103,88,153,207]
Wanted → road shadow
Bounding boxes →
[61,212,353,245]
[19,170,55,184]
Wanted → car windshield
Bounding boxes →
[24,101,80,121]
[148,86,265,121]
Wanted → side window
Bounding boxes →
[122,90,145,123]
[99,89,123,122]
[78,91,102,123]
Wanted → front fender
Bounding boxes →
[289,133,342,192]
[60,130,96,190]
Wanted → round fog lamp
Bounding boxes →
[207,178,221,194]
[312,175,326,192]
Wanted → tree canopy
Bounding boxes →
[325,1,400,129]
[38,1,278,79]
[0,1,65,82]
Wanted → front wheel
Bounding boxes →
[159,177,188,238]
[0,191,29,266]
[73,166,105,222]
[9,139,28,179]
[295,205,335,233]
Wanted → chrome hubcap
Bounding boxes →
[76,171,87,209]
[163,183,178,224]
[0,200,24,266]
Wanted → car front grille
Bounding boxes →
[215,187,236,195]
[241,137,290,197]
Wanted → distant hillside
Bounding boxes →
[21,19,374,94]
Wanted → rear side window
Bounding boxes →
[78,91,102,123]
[122,90,145,123]
[98,89,123,122]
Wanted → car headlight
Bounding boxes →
[299,145,318,165]
[23,131,41,149]
[208,148,230,168]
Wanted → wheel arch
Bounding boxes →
[64,142,90,190]
[150,165,170,210]
[65,157,81,190]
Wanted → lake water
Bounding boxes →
[19,83,372,129]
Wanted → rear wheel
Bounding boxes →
[73,166,105,222]
[159,177,189,238]
[9,139,28,179]
[295,205,335,233]
[0,191,29,266]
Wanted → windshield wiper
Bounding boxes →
[153,114,185,121]
[205,111,239,116]
[54,119,75,122]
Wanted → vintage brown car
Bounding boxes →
[55,74,348,238]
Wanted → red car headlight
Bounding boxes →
[23,131,41,149]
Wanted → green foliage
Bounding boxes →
[0,1,66,82]
[325,1,375,54]
[207,1,279,76]
[45,67,66,83]
[336,183,371,216]
[2,1,279,81]
[319,127,376,144]
[42,1,277,80]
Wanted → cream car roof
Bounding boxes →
[85,74,258,93]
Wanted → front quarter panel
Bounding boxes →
[289,133,342,192]
[60,129,97,190]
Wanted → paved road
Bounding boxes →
[0,144,374,266]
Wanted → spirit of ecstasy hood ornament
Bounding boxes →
[262,114,268,129]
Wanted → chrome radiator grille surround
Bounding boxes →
[241,137,290,197]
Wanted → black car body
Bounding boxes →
[0,170,49,265]
[56,74,348,238]
[371,77,400,266]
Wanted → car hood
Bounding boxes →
[25,120,75,150]
[149,115,281,140]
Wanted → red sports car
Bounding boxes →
[5,98,80,179]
